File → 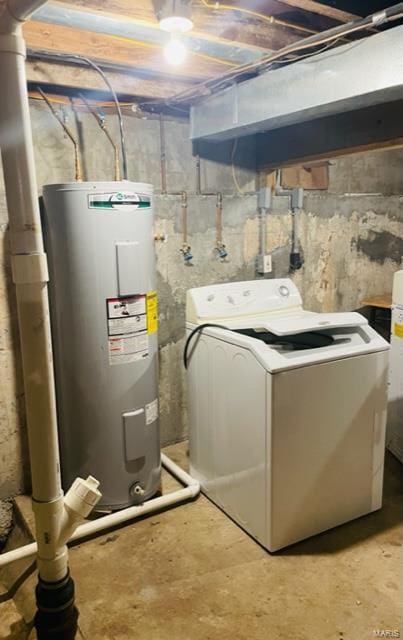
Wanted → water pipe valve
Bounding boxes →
[181,243,193,265]
[215,242,228,262]
[64,475,102,521]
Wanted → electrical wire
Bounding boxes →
[200,0,317,35]
[272,37,344,67]
[184,323,229,369]
[36,52,129,180]
[78,93,121,181]
[37,86,83,182]
[230,139,244,195]
[106,31,238,68]
[184,323,335,368]
[76,55,128,181]
[169,5,403,105]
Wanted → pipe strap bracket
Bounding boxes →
[12,252,49,284]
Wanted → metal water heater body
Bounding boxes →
[43,181,160,510]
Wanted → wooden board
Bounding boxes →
[274,0,358,23]
[281,162,329,190]
[361,295,392,309]
[23,21,233,80]
[26,59,191,99]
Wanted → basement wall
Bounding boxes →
[0,101,402,499]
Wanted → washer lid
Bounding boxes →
[261,312,367,336]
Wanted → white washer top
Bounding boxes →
[186,279,389,371]
[186,279,302,325]
[186,279,365,333]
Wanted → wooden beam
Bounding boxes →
[56,0,300,53]
[263,138,403,170]
[273,0,359,23]
[281,163,329,190]
[23,21,233,80]
[26,59,192,99]
[192,8,302,50]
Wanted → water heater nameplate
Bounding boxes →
[88,191,151,211]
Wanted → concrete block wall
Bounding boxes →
[0,99,402,499]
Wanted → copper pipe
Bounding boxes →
[37,87,82,182]
[181,191,188,245]
[78,93,121,182]
[216,192,223,245]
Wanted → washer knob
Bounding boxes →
[278,285,290,298]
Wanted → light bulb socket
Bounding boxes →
[158,0,193,33]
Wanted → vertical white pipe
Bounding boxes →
[0,25,66,582]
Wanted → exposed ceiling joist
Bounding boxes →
[274,0,359,23]
[26,59,190,99]
[24,21,236,80]
[5,0,384,101]
[31,2,267,66]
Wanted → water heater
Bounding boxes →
[43,181,161,510]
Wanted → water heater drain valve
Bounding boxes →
[131,483,145,497]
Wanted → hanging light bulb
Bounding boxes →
[158,1,193,66]
[164,34,187,66]
[159,1,193,33]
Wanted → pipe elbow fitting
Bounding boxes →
[187,482,201,499]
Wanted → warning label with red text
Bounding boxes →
[106,295,149,365]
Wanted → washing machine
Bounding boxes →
[387,270,403,463]
[186,279,389,551]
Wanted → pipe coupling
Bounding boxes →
[12,252,49,284]
[0,33,25,56]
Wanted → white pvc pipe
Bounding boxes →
[0,35,61,501]
[0,0,45,33]
[0,454,200,568]
[0,0,69,582]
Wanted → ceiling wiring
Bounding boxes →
[200,0,317,35]
[167,5,403,105]
[105,31,238,67]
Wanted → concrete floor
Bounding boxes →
[1,442,402,640]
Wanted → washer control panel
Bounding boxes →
[186,279,302,323]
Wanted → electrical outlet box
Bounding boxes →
[257,253,272,275]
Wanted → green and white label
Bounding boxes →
[88,192,151,211]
